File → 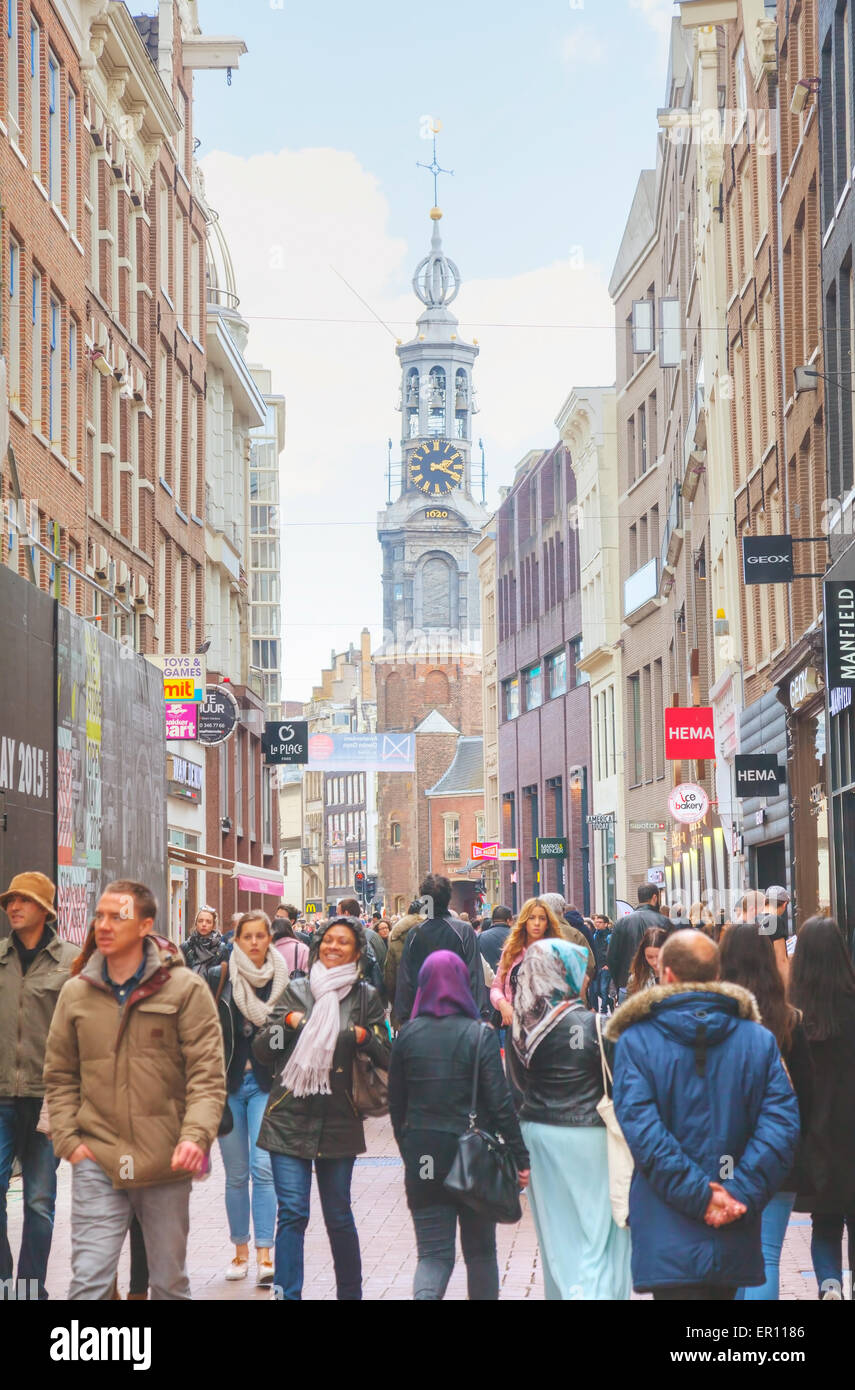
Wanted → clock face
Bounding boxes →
[408,440,465,496]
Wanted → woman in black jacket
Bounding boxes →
[389,949,529,1300]
[253,915,390,1301]
[719,924,814,1300]
[182,905,229,973]
[790,916,855,1299]
[511,937,630,1300]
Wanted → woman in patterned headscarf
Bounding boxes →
[511,938,631,1301]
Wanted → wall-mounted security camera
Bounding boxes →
[790,77,819,116]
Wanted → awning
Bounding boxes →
[237,874,284,897]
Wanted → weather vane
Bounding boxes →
[417,120,454,206]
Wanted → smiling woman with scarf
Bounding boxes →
[207,911,291,1286]
[253,915,390,1300]
[512,938,632,1301]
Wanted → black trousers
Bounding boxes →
[653,1285,737,1301]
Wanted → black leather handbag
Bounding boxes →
[442,1023,522,1224]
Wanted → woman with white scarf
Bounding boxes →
[207,911,290,1286]
[253,915,391,1300]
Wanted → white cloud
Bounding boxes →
[561,27,605,66]
[200,148,615,700]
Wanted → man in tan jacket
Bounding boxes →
[44,880,225,1300]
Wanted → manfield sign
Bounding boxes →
[825,582,855,687]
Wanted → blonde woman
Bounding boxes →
[490,898,568,1029]
[689,901,715,936]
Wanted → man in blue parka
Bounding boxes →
[607,930,800,1299]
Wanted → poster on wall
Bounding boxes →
[57,610,167,944]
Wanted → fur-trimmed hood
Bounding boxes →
[604,980,761,1043]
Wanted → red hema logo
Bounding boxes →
[664,707,716,760]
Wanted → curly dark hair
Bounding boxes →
[308,916,367,969]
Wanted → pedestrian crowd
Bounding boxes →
[1,864,853,1302]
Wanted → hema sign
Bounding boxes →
[825,582,855,687]
[735,755,784,797]
[742,535,794,585]
[665,707,716,760]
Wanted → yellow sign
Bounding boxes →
[164,677,198,702]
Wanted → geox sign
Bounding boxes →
[742,535,794,585]
[826,582,855,688]
[734,755,784,797]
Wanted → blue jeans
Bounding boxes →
[811,1213,855,1298]
[270,1153,361,1300]
[0,1098,58,1300]
[736,1190,795,1300]
[217,1071,276,1248]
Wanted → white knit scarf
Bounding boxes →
[281,960,360,1098]
[229,942,290,1027]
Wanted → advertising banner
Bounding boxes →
[147,654,206,703]
[307,732,415,772]
[0,568,54,907]
[166,703,198,740]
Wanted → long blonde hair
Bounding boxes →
[497,897,566,983]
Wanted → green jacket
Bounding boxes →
[384,913,423,1027]
[0,928,79,1097]
[254,978,390,1161]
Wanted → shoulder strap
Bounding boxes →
[469,1022,486,1119]
[214,960,229,1006]
[359,978,368,1029]
[595,1012,612,1095]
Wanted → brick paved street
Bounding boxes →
[7,1117,829,1300]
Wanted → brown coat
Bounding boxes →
[44,938,226,1188]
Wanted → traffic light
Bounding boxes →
[354,870,366,895]
[365,875,377,899]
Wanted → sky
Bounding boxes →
[171,0,676,700]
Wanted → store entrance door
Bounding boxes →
[752,839,787,896]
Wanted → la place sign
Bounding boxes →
[669,782,710,825]
[665,707,716,760]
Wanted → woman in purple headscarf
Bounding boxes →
[388,950,530,1300]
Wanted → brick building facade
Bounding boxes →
[495,443,591,913]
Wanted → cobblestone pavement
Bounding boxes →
[7,1118,827,1300]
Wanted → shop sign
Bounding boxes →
[789,665,821,711]
[830,686,854,718]
[165,702,197,740]
[587,813,616,829]
[734,755,784,797]
[647,867,666,886]
[263,720,308,765]
[471,842,500,861]
[629,820,668,832]
[305,900,323,914]
[668,782,710,825]
[197,685,239,746]
[148,654,206,703]
[742,535,795,585]
[167,754,202,804]
[665,707,716,760]
[498,847,519,861]
[536,837,568,860]
[825,581,855,687]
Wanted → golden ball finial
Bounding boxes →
[430,206,443,221]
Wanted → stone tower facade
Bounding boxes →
[375,207,488,912]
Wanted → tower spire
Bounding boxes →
[416,128,454,209]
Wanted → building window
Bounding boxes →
[30,18,40,177]
[159,179,170,295]
[547,649,567,698]
[8,238,20,406]
[174,208,184,324]
[390,820,401,848]
[524,663,543,711]
[249,749,257,841]
[443,813,460,862]
[67,538,79,612]
[235,731,244,836]
[219,740,229,819]
[31,270,42,431]
[475,811,486,843]
[503,676,519,720]
[173,367,183,507]
[47,52,60,203]
[629,673,643,784]
[569,635,586,685]
[7,0,20,141]
[48,296,60,445]
[189,232,201,340]
[67,88,77,232]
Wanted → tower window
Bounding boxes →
[422,555,452,627]
[427,366,446,436]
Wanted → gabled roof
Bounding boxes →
[425,737,484,797]
[414,709,459,735]
[608,169,657,298]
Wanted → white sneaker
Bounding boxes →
[225,1258,249,1281]
[256,1259,275,1286]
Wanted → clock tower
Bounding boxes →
[375,200,488,914]
[378,206,488,648]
